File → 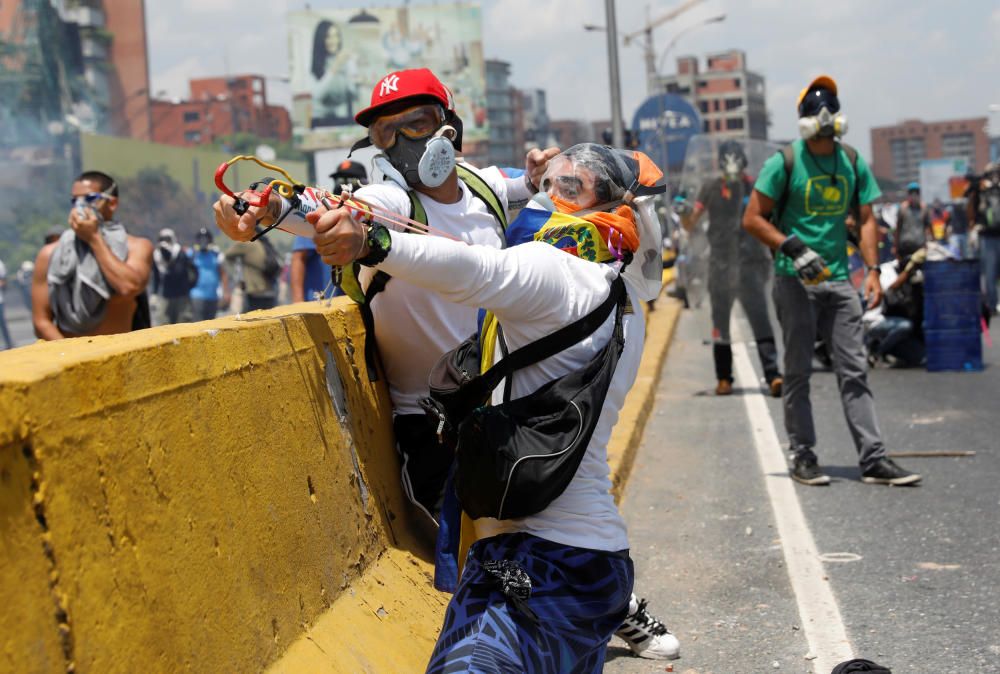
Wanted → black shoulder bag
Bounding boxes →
[419,276,627,520]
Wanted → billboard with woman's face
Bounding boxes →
[288,4,487,150]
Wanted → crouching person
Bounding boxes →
[311,145,666,672]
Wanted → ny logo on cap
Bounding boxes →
[379,74,400,97]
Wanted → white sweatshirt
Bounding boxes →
[377,234,642,553]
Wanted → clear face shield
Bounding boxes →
[539,155,602,211]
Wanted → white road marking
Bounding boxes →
[731,341,854,672]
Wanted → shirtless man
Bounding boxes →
[32,171,154,340]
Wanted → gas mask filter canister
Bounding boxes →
[382,125,457,189]
[798,105,848,140]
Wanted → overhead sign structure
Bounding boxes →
[632,94,702,173]
[287,3,487,150]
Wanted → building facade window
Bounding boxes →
[889,137,926,184]
[941,132,975,166]
[725,97,744,110]
[184,130,202,143]
[726,117,744,130]
[183,111,200,123]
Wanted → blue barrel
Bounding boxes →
[922,260,983,372]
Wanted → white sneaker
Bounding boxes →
[614,594,680,660]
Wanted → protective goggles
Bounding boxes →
[798,88,840,117]
[540,162,600,210]
[70,192,114,207]
[368,104,445,150]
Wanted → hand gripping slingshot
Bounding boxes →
[215,154,460,242]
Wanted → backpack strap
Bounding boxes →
[478,276,626,392]
[840,141,861,220]
[457,164,508,231]
[770,145,796,229]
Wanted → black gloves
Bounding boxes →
[779,235,831,284]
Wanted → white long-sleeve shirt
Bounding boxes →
[377,233,643,553]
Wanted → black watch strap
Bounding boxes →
[357,224,391,267]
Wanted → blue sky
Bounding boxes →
[147,0,1000,159]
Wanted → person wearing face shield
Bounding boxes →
[681,140,782,397]
[743,75,922,488]
[213,71,678,665]
[32,170,154,340]
[305,142,673,672]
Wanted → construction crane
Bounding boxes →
[622,0,707,96]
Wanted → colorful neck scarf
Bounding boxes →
[530,197,640,263]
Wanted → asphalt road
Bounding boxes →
[2,296,35,349]
[606,300,1000,674]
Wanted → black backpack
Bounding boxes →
[420,277,627,520]
[259,236,282,285]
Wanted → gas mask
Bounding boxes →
[798,88,848,140]
[718,144,748,181]
[379,125,457,189]
[360,103,461,189]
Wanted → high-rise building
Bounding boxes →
[520,89,552,150]
[485,59,520,168]
[150,75,291,147]
[870,118,990,185]
[655,49,768,140]
[0,0,151,140]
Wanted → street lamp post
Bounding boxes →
[656,14,727,81]
[603,0,625,148]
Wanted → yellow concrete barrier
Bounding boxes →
[1,290,683,673]
[0,299,443,673]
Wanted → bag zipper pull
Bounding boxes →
[435,412,446,443]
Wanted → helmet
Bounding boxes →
[539,143,664,210]
[906,182,920,193]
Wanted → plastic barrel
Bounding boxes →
[923,260,983,372]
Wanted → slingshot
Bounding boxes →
[214,155,460,241]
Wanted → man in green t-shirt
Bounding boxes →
[743,75,921,487]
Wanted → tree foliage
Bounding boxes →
[115,167,215,244]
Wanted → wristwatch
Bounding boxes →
[357,223,392,267]
[865,265,881,276]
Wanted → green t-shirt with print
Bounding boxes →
[754,139,882,281]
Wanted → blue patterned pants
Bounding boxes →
[426,532,633,674]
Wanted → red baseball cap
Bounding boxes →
[355,68,455,127]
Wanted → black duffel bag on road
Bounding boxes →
[420,276,627,521]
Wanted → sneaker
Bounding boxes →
[615,595,680,660]
[861,458,922,486]
[768,376,783,398]
[715,379,733,396]
[789,454,830,485]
